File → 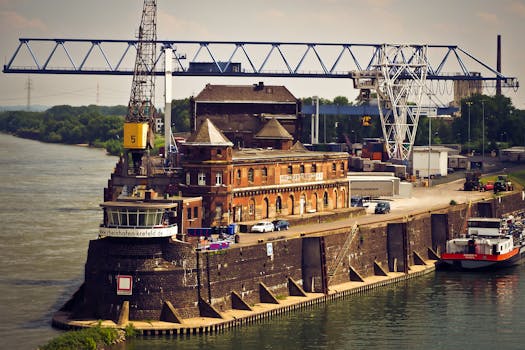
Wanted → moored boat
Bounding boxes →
[439,216,525,270]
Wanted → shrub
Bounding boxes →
[39,325,120,350]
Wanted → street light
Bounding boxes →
[466,101,472,156]
[481,100,485,164]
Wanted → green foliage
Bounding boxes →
[0,105,124,147]
[125,323,137,338]
[171,98,191,132]
[39,325,120,350]
[449,200,457,205]
[416,94,523,154]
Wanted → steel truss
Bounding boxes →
[377,45,428,160]
[2,39,519,161]
[2,39,518,86]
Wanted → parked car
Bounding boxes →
[272,219,290,231]
[251,221,274,233]
[375,202,391,214]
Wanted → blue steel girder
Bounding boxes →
[2,38,519,88]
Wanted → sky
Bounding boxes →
[0,0,524,109]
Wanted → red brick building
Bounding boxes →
[190,82,302,148]
[180,118,349,227]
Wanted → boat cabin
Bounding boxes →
[467,218,502,237]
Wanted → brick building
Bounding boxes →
[190,82,302,148]
[180,118,349,227]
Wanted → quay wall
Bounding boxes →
[67,192,525,322]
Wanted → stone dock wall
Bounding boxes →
[56,192,525,331]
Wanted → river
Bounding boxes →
[1,133,524,350]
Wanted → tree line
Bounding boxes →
[1,94,523,156]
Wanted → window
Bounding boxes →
[215,172,223,186]
[340,162,345,171]
[311,164,317,173]
[217,148,222,156]
[300,164,305,173]
[236,169,241,185]
[262,167,268,177]
[193,207,198,219]
[332,163,336,172]
[198,172,206,186]
[187,207,192,219]
[248,168,254,183]
[323,192,329,206]
[186,172,191,185]
[287,165,293,174]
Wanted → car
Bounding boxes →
[251,221,274,233]
[272,219,290,231]
[375,202,391,214]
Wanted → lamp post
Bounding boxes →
[428,115,432,187]
[466,101,472,156]
[481,100,485,164]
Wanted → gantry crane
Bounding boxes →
[2,11,519,162]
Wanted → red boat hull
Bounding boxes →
[439,246,525,270]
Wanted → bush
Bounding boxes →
[39,325,120,350]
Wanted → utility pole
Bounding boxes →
[481,100,485,164]
[466,101,472,156]
[25,76,32,111]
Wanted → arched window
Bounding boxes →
[332,163,336,172]
[248,168,254,183]
[276,196,282,213]
[323,191,329,207]
[340,162,345,171]
[236,169,241,185]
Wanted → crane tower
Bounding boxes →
[124,0,157,174]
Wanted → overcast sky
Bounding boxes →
[1,0,524,109]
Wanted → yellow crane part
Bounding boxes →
[124,122,149,149]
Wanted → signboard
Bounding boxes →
[117,275,133,296]
[266,242,274,257]
[99,225,178,238]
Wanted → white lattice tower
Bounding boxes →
[376,44,428,161]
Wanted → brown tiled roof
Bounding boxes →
[185,118,233,146]
[194,83,297,103]
[254,118,293,140]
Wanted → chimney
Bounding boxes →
[496,34,502,96]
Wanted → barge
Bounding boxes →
[439,216,525,270]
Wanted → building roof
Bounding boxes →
[254,118,293,140]
[194,82,297,103]
[232,148,348,162]
[291,141,309,152]
[185,118,234,146]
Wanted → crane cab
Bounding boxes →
[124,122,149,149]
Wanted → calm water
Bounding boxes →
[1,133,524,350]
